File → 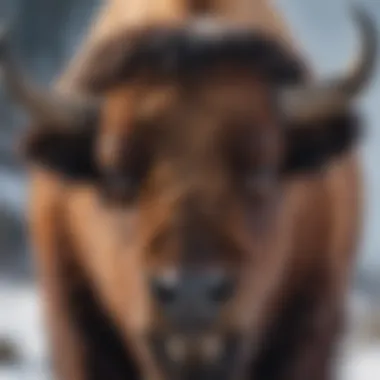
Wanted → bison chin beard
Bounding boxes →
[148,333,244,380]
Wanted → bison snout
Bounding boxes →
[151,269,235,332]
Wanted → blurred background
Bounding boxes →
[0,0,379,379]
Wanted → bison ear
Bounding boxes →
[22,126,99,181]
[282,111,361,174]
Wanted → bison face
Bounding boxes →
[83,70,292,378]
[1,8,376,380]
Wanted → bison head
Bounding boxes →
[1,7,377,380]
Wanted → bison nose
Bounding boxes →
[151,273,178,306]
[151,270,235,331]
[208,273,235,304]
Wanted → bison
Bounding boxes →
[0,1,377,379]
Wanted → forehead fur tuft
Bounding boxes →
[77,21,307,94]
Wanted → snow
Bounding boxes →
[0,285,379,379]
[339,344,380,380]
[0,284,49,380]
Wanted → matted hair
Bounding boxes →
[76,22,307,93]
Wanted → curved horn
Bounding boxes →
[283,6,378,123]
[0,24,98,127]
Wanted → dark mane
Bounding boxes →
[77,21,308,93]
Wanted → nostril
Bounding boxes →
[151,277,178,305]
[210,276,235,303]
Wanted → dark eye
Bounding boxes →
[99,157,151,204]
[99,123,156,203]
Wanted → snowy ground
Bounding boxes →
[0,284,379,380]
[0,283,49,380]
[337,293,380,380]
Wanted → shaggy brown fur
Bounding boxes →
[74,23,306,94]
[24,1,365,380]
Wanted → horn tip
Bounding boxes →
[350,3,377,33]
[349,2,379,93]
